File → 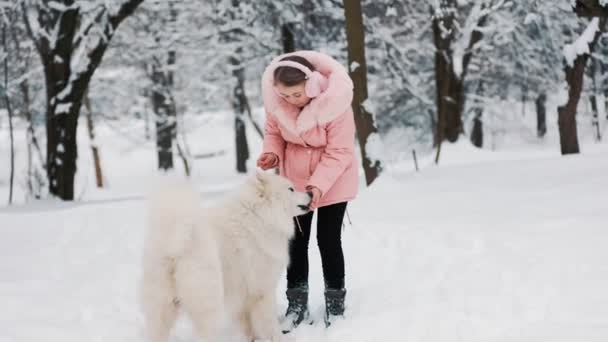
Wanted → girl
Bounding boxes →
[256,50,358,330]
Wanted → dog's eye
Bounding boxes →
[288,187,294,192]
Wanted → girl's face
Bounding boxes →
[275,82,311,108]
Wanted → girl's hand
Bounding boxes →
[306,186,322,210]
[256,153,279,170]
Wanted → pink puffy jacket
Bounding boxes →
[261,50,359,208]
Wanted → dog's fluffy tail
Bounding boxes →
[146,180,202,259]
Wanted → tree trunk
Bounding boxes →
[7,12,43,200]
[143,89,151,140]
[175,140,191,177]
[590,94,602,141]
[535,93,547,138]
[2,24,15,204]
[244,100,263,138]
[84,92,104,187]
[589,58,602,141]
[432,1,487,152]
[45,91,82,200]
[470,82,484,148]
[231,55,250,173]
[6,98,14,205]
[557,18,605,154]
[470,111,483,148]
[282,23,295,53]
[227,0,261,142]
[521,84,527,117]
[153,4,179,171]
[343,0,382,186]
[295,0,315,50]
[23,79,45,199]
[152,61,176,171]
[432,0,462,146]
[574,0,608,17]
[601,49,608,120]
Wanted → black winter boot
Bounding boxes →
[281,285,310,333]
[324,288,346,327]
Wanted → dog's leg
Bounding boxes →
[249,293,286,342]
[141,262,178,342]
[175,256,225,341]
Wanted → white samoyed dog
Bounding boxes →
[140,171,312,342]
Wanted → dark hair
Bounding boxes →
[273,56,316,87]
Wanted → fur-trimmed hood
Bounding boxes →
[261,50,354,136]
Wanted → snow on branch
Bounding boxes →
[452,0,507,79]
[46,1,78,12]
[563,18,600,67]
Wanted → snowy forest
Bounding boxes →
[1,1,608,341]
[0,0,607,201]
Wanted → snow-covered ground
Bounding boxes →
[1,108,608,341]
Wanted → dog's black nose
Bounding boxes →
[306,191,313,199]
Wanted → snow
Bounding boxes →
[2,110,608,341]
[524,13,539,25]
[349,61,360,72]
[48,15,62,51]
[56,83,73,101]
[563,18,600,67]
[453,52,464,79]
[555,84,570,107]
[55,102,72,115]
[24,6,47,43]
[47,1,69,11]
[364,132,384,167]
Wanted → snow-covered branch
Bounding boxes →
[563,17,600,66]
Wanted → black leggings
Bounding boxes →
[287,201,347,290]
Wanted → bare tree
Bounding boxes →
[21,0,145,200]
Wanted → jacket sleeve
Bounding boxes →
[307,110,355,195]
[262,111,286,163]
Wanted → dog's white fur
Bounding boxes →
[140,171,311,342]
